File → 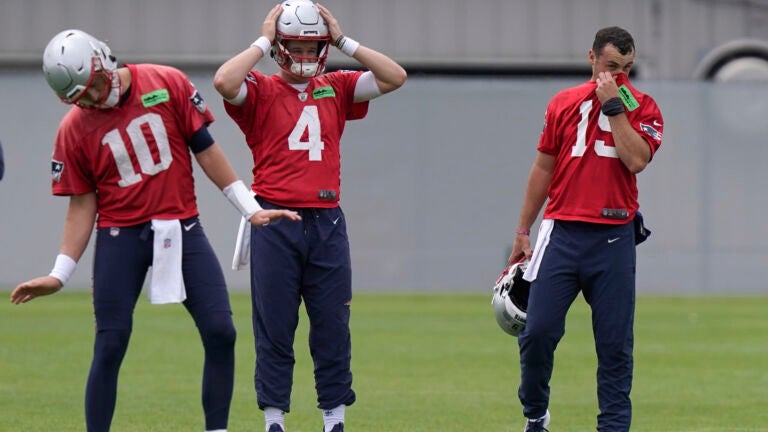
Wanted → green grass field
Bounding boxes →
[1,291,767,432]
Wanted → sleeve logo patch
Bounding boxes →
[189,90,206,113]
[141,89,170,108]
[51,160,64,182]
[640,123,662,141]
[312,86,336,100]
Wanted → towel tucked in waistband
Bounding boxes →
[523,219,554,283]
[232,216,250,271]
[148,219,187,304]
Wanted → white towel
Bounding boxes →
[523,218,554,283]
[148,219,187,304]
[231,216,250,270]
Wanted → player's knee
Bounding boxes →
[198,312,237,349]
[94,329,131,366]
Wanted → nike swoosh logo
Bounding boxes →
[653,120,662,126]
[183,222,197,231]
[332,216,341,225]
[608,237,620,243]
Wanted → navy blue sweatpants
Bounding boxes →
[87,217,235,432]
[518,220,635,432]
[249,199,355,412]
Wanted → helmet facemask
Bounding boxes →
[273,36,329,78]
[67,56,121,109]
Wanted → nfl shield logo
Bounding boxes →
[298,92,308,102]
[164,238,172,249]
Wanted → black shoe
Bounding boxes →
[524,410,550,432]
[268,424,285,432]
[325,422,344,432]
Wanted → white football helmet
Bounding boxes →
[491,259,531,337]
[272,0,330,78]
[42,29,121,109]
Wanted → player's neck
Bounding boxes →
[278,70,312,86]
[117,68,132,96]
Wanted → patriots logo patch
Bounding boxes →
[640,123,662,141]
[51,160,64,182]
[189,90,206,113]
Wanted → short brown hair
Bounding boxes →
[592,26,635,56]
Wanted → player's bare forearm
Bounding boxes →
[510,153,553,263]
[194,143,239,190]
[609,115,651,173]
[352,46,407,94]
[517,153,554,231]
[213,49,261,99]
[61,193,97,261]
[213,4,281,99]
[316,3,405,94]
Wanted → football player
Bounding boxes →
[10,29,299,432]
[213,1,406,431]
[508,26,663,432]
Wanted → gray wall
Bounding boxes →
[3,0,768,79]
[1,70,767,294]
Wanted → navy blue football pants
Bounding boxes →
[249,199,355,412]
[518,220,635,432]
[87,218,235,432]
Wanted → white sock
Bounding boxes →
[265,407,285,431]
[322,404,345,431]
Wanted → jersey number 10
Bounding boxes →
[101,113,173,187]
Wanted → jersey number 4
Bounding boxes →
[289,106,325,161]
[571,100,618,159]
[102,113,172,187]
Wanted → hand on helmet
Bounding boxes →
[508,235,533,265]
[316,4,343,43]
[262,3,283,43]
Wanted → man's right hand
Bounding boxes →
[10,276,63,304]
[248,209,301,227]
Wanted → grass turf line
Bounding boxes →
[1,291,767,431]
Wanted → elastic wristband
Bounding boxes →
[601,97,625,116]
[223,180,263,218]
[336,36,360,57]
[516,229,531,236]
[251,36,272,55]
[49,254,76,286]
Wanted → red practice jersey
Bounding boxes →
[50,64,214,227]
[538,74,663,223]
[224,70,368,208]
